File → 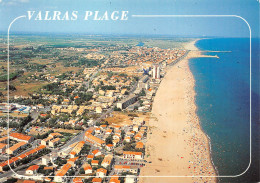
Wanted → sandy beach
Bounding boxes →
[139,40,217,183]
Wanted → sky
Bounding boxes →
[0,0,259,37]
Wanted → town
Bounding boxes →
[0,37,188,183]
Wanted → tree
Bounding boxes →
[139,89,146,96]
[3,166,10,171]
[7,85,16,91]
[79,168,85,174]
[121,130,125,140]
[114,107,121,111]
[68,169,75,176]
[3,178,17,183]
[105,135,113,145]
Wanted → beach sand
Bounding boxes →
[139,40,217,183]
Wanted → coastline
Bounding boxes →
[139,39,217,183]
[185,39,219,180]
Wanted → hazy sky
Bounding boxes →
[0,0,259,37]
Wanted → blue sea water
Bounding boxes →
[189,38,259,182]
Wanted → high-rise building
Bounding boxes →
[152,65,160,79]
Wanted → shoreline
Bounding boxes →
[186,39,219,179]
[139,39,217,183]
[187,39,219,179]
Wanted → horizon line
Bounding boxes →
[0,31,255,39]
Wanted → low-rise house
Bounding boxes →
[70,141,85,158]
[69,119,77,126]
[114,129,121,135]
[62,99,70,105]
[112,139,119,146]
[114,165,138,174]
[100,125,107,130]
[113,134,121,140]
[73,177,83,183]
[125,175,137,183]
[54,163,72,182]
[49,138,60,147]
[42,155,55,165]
[105,129,112,135]
[44,177,52,182]
[91,160,99,166]
[0,143,7,153]
[96,168,107,178]
[9,133,33,143]
[134,134,142,141]
[44,167,54,171]
[22,180,36,183]
[83,163,92,174]
[92,149,102,157]
[41,136,53,146]
[123,151,143,160]
[76,108,85,116]
[26,165,39,175]
[126,131,134,137]
[61,108,73,114]
[95,128,101,134]
[0,137,7,144]
[87,154,94,160]
[133,117,144,126]
[109,175,120,183]
[101,154,113,168]
[6,141,27,155]
[99,90,105,96]
[105,144,113,151]
[124,136,131,143]
[49,132,63,138]
[92,178,102,183]
[135,142,144,149]
[85,132,105,148]
[67,157,79,167]
[121,88,127,94]
[114,125,120,130]
[133,126,139,132]
[96,107,103,114]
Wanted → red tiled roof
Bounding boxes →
[22,180,36,183]
[123,151,142,156]
[26,165,39,171]
[73,177,83,183]
[0,143,7,149]
[10,133,32,141]
[56,163,72,176]
[97,168,107,174]
[92,178,102,183]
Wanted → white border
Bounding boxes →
[6,14,251,179]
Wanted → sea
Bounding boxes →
[189,38,259,182]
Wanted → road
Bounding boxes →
[23,108,40,131]
[168,50,190,67]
